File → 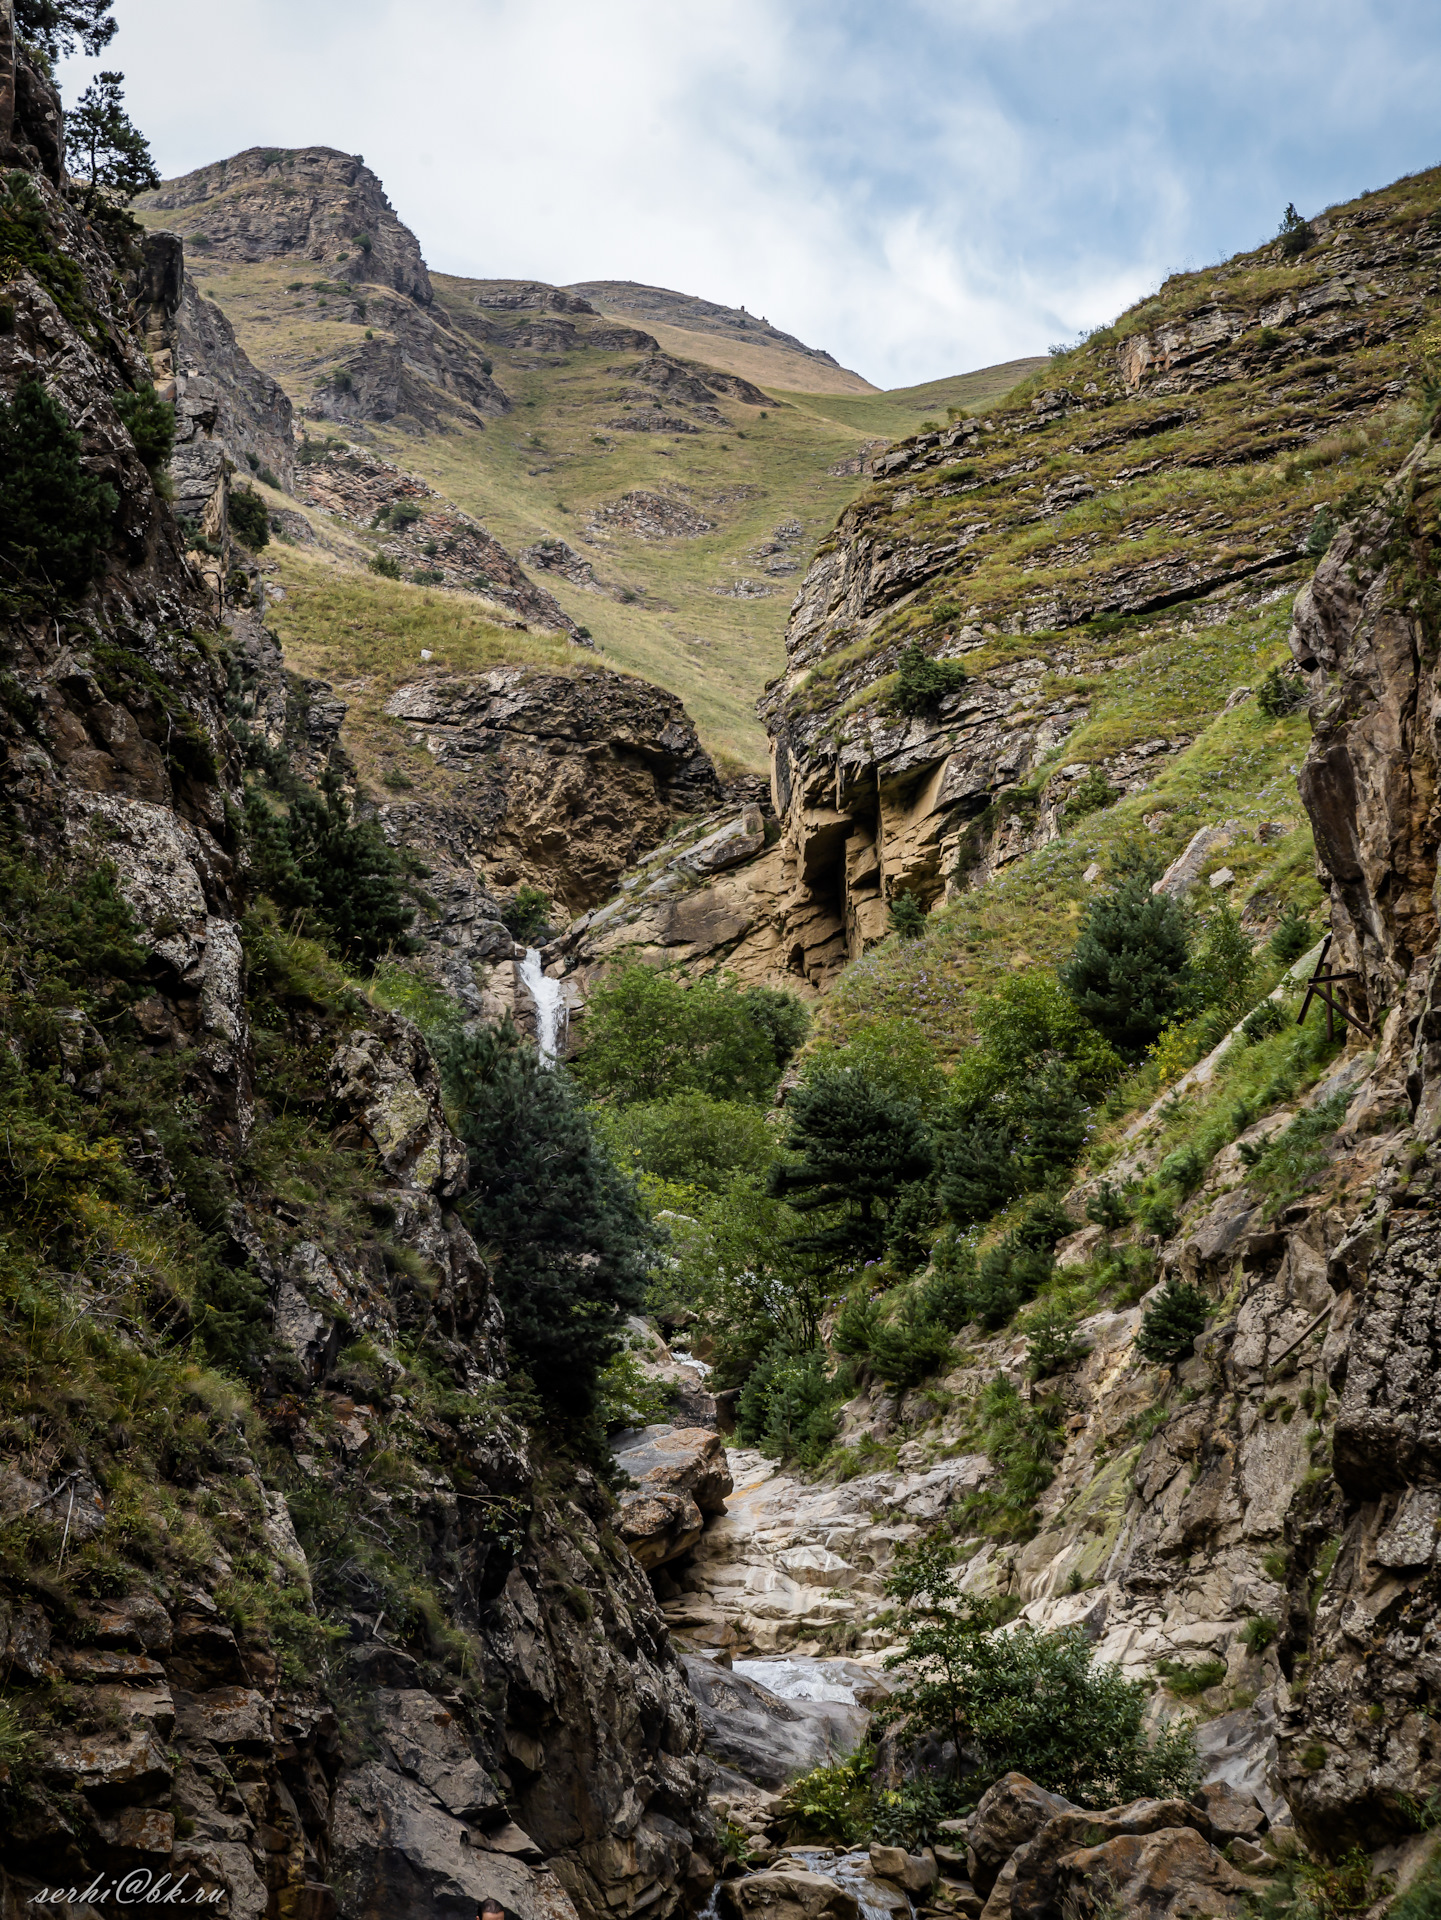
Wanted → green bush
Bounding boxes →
[776,1749,874,1845]
[1063,764,1116,822]
[114,383,175,472]
[1191,906,1257,1021]
[889,641,967,715]
[736,1343,843,1467]
[1257,666,1305,717]
[1240,1613,1279,1654]
[1270,904,1315,961]
[880,1543,1198,1805]
[368,552,403,578]
[1086,1181,1131,1230]
[1136,1193,1180,1239]
[1156,1656,1228,1698]
[244,768,421,967]
[0,378,117,601]
[597,1093,775,1194]
[1237,1091,1350,1210]
[1278,202,1316,257]
[575,965,784,1106]
[1136,1279,1209,1364]
[769,1066,935,1262]
[1242,999,1288,1044]
[229,486,270,549]
[441,1018,652,1422]
[1061,875,1193,1059]
[889,893,928,939]
[1305,505,1339,557]
[500,884,553,943]
[596,1346,672,1430]
[1025,1301,1086,1379]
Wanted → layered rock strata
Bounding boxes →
[0,43,715,1918]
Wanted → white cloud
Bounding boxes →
[61,0,1441,387]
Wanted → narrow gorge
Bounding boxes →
[4,9,1441,1920]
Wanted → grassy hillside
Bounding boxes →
[784,161,1441,1062]
[144,199,1034,771]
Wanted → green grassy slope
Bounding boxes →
[150,221,1035,771]
[784,163,1441,1074]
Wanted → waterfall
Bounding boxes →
[519,947,567,1065]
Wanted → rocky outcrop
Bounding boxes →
[377,665,722,981]
[612,1426,734,1571]
[136,146,433,301]
[137,149,511,429]
[643,187,1441,992]
[297,444,585,635]
[680,1657,868,1789]
[0,44,715,1919]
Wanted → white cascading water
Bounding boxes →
[519,948,567,1065]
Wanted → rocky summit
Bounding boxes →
[5,6,1441,1919]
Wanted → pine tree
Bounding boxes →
[939,1119,1019,1226]
[1060,876,1192,1059]
[16,0,116,60]
[0,379,117,601]
[68,72,160,216]
[768,1067,934,1261]
[441,1021,653,1419]
[1136,1279,1209,1364]
[244,770,422,968]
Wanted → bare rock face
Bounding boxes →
[136,145,433,302]
[681,1656,867,1789]
[0,43,716,1917]
[612,1426,734,1571]
[380,664,723,924]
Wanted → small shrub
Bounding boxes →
[1306,505,1339,557]
[776,1749,873,1845]
[500,885,553,944]
[889,893,928,939]
[1242,999,1288,1045]
[1136,1279,1208,1364]
[0,377,118,600]
[1278,203,1316,257]
[1064,764,1116,823]
[229,487,270,550]
[381,766,413,791]
[1240,1613,1280,1655]
[1257,665,1305,717]
[1156,1656,1227,1698]
[389,498,424,528]
[889,642,967,716]
[1085,1181,1131,1230]
[368,552,402,578]
[1270,905,1315,962]
[114,383,175,472]
[1025,1301,1086,1380]
[1258,325,1284,348]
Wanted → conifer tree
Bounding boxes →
[0,379,116,600]
[768,1067,934,1260]
[1060,876,1192,1058]
[442,1021,652,1419]
[1136,1278,1209,1364]
[16,0,116,60]
[68,71,160,215]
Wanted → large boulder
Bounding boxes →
[680,1656,868,1789]
[967,1774,1080,1897]
[718,1868,860,1920]
[1041,1825,1251,1919]
[613,1426,733,1571]
[1009,1797,1214,1920]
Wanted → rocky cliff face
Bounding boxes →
[603,177,1441,992]
[0,39,715,1920]
[138,147,434,303]
[136,149,510,431]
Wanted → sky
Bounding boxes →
[59,0,1441,390]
